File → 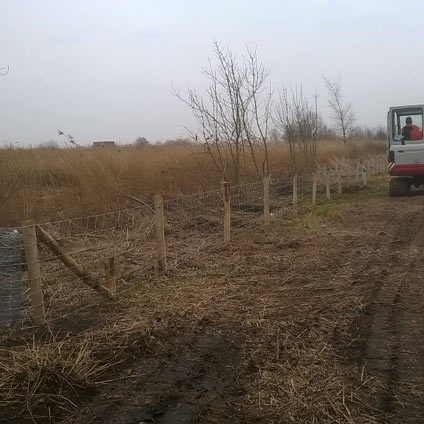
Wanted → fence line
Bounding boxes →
[0,155,388,329]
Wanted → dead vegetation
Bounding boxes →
[0,320,171,422]
[0,149,389,423]
[0,140,384,227]
[0,191,393,423]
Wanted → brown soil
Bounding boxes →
[353,199,424,423]
[3,194,424,423]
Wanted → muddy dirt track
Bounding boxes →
[356,196,424,423]
[4,194,424,424]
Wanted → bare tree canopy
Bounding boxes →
[323,75,355,144]
[174,41,272,184]
[274,87,318,173]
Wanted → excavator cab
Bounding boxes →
[387,105,424,196]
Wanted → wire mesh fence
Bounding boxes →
[0,155,388,330]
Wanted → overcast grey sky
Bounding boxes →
[1,0,423,145]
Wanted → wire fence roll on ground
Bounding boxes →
[0,154,388,330]
[0,229,23,327]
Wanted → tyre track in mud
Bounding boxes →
[80,328,241,424]
[358,201,424,423]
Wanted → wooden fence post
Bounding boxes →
[312,173,317,206]
[263,175,270,225]
[37,225,113,298]
[346,161,351,188]
[292,174,298,214]
[362,163,368,187]
[222,181,231,243]
[22,220,45,325]
[326,171,331,200]
[104,257,116,295]
[154,193,167,271]
[337,164,342,194]
[355,161,360,184]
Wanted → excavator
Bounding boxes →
[387,105,424,196]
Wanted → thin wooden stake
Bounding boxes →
[104,257,116,295]
[337,164,342,194]
[355,161,360,184]
[263,175,270,225]
[222,181,231,243]
[346,162,351,188]
[154,193,167,271]
[292,174,298,214]
[362,163,368,187]
[312,173,317,206]
[326,171,331,200]
[22,220,45,325]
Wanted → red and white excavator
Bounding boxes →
[387,105,424,196]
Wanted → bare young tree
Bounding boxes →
[323,75,355,144]
[174,41,272,184]
[274,87,318,173]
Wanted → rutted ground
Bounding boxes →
[355,201,424,423]
[3,193,424,423]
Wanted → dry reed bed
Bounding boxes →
[0,140,385,227]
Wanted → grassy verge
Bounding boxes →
[306,175,388,219]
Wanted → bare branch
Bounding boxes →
[274,86,318,173]
[323,75,355,144]
[173,41,272,183]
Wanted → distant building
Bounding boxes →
[93,141,116,148]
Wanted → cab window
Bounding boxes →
[392,109,423,142]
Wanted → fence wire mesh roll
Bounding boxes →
[0,155,388,329]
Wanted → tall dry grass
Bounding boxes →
[0,140,385,227]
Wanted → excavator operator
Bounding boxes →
[401,116,422,141]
